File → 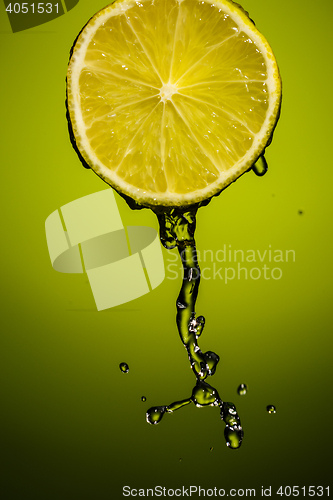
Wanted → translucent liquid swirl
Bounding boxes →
[146,206,244,449]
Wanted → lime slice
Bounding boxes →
[67,0,281,206]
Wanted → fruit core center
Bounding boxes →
[160,82,178,103]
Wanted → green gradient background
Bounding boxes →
[1,1,332,498]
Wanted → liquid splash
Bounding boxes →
[146,380,243,449]
[146,207,243,449]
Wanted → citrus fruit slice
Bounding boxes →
[67,0,281,207]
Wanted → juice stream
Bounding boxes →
[146,206,244,449]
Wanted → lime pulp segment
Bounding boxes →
[68,0,281,205]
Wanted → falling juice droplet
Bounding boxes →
[119,362,129,374]
[210,446,214,452]
[266,405,276,414]
[146,406,166,425]
[237,383,248,396]
[221,402,244,449]
[141,396,146,402]
[224,425,244,449]
[252,156,268,176]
